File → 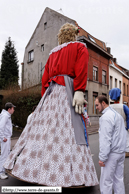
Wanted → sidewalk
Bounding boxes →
[11,129,22,150]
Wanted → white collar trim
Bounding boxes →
[49,41,86,56]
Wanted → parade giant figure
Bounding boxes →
[4,23,98,187]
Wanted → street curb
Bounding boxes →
[11,137,19,140]
[88,131,99,135]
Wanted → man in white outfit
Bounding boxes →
[109,88,129,158]
[0,102,15,179]
[95,95,126,194]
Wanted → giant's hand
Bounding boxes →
[72,91,86,114]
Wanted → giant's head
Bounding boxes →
[58,23,79,45]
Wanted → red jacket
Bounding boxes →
[41,41,89,96]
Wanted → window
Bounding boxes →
[88,35,96,43]
[93,66,98,81]
[119,81,121,90]
[110,76,112,89]
[41,44,44,52]
[123,83,126,95]
[102,70,106,84]
[84,91,88,102]
[93,92,98,114]
[102,93,107,96]
[115,78,117,88]
[127,85,128,96]
[44,22,47,30]
[28,50,34,62]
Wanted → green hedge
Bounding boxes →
[0,87,41,129]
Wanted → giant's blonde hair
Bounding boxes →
[58,23,79,45]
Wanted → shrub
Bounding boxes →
[0,85,41,129]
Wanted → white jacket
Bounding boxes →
[0,109,12,141]
[110,104,126,128]
[99,106,127,162]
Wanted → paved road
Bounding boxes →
[0,134,129,194]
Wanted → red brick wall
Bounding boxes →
[87,47,109,85]
[114,63,123,71]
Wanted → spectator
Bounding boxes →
[0,102,15,179]
[109,88,129,157]
[95,95,126,194]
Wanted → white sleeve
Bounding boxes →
[0,116,8,141]
[99,118,113,162]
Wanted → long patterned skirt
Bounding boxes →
[4,84,98,187]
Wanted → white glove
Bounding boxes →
[73,91,87,114]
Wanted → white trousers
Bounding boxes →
[126,130,129,152]
[100,152,125,194]
[0,138,11,174]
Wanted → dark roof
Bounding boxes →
[78,25,107,51]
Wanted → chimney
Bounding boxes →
[113,58,116,63]
[107,47,111,54]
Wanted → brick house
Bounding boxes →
[78,34,112,124]
[123,76,129,106]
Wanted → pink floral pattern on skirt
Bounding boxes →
[4,84,98,187]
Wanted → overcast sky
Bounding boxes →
[0,0,129,83]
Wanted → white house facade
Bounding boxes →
[109,62,123,103]
[21,7,76,90]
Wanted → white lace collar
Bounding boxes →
[49,41,86,56]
